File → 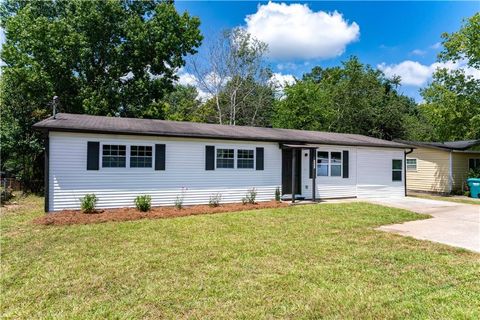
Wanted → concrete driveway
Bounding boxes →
[369,197,480,253]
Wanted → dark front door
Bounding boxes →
[282,149,302,195]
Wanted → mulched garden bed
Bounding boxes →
[34,201,288,226]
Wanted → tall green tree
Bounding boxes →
[0,0,202,190]
[274,57,419,140]
[420,13,480,141]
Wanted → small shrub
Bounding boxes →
[241,197,248,205]
[464,191,471,197]
[80,194,97,213]
[274,187,281,202]
[467,168,480,178]
[174,196,183,209]
[135,195,151,212]
[209,193,222,207]
[174,187,187,209]
[244,188,257,204]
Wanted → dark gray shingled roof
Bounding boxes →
[396,139,480,151]
[33,113,411,149]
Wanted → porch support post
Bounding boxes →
[311,148,316,202]
[291,149,296,203]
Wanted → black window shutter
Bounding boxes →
[342,150,349,178]
[87,141,100,170]
[155,144,166,170]
[256,147,264,170]
[205,146,215,170]
[309,150,315,178]
[469,158,475,170]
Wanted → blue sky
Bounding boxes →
[175,1,479,101]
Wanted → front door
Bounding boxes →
[282,149,302,195]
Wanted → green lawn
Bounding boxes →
[1,196,479,319]
[410,194,480,205]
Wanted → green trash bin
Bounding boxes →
[467,178,480,198]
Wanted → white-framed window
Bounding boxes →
[130,145,153,168]
[392,159,403,181]
[237,149,254,169]
[317,151,342,177]
[102,144,126,168]
[216,148,235,168]
[406,158,417,171]
[469,158,480,170]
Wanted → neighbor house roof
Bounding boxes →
[33,113,411,149]
[396,139,480,151]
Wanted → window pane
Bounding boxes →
[392,159,402,170]
[317,151,328,160]
[102,145,126,168]
[130,145,152,168]
[331,152,342,164]
[406,159,417,170]
[331,165,341,176]
[470,159,480,170]
[317,164,328,176]
[237,149,254,169]
[217,149,235,168]
[392,171,402,181]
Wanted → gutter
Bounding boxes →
[404,148,414,196]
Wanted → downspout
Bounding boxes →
[44,131,50,212]
[449,151,453,194]
[404,148,414,196]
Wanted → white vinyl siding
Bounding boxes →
[356,148,405,198]
[301,146,405,199]
[49,132,281,211]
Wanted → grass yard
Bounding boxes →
[1,196,479,319]
[410,194,480,205]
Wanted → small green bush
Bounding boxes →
[209,193,222,207]
[80,194,97,213]
[274,187,281,202]
[135,195,151,212]
[174,195,183,209]
[467,168,480,178]
[244,188,257,205]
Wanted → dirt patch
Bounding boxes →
[34,201,288,226]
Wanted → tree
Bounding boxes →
[420,13,480,141]
[190,28,274,126]
[0,0,202,190]
[274,57,419,140]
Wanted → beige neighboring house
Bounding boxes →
[397,140,480,194]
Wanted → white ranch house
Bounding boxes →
[33,113,412,212]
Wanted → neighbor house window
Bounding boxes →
[469,158,480,170]
[130,145,152,168]
[216,148,234,168]
[392,159,403,181]
[317,151,342,177]
[237,149,254,169]
[406,158,417,171]
[102,144,126,168]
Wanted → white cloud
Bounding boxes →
[269,72,296,98]
[270,72,296,86]
[410,49,426,56]
[378,60,480,86]
[177,69,212,101]
[430,42,442,50]
[245,2,359,60]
